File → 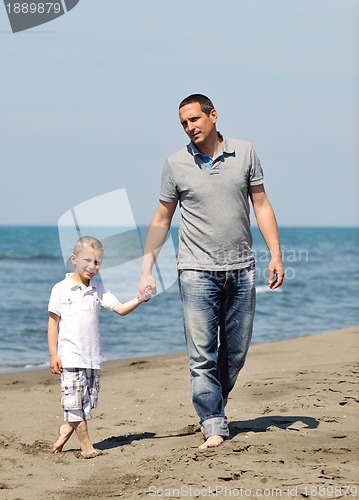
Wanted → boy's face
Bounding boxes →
[70,245,103,285]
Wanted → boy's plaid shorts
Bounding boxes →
[60,368,100,422]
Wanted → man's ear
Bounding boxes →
[210,108,218,124]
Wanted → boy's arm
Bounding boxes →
[48,312,63,374]
[250,184,285,290]
[112,290,152,317]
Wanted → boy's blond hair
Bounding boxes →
[72,236,104,255]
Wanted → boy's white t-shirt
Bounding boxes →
[48,274,119,369]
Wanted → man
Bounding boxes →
[138,94,284,449]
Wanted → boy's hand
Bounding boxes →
[137,275,157,302]
[50,354,63,375]
[142,286,154,302]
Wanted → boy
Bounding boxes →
[48,236,151,459]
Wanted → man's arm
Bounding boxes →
[250,184,284,289]
[137,200,177,300]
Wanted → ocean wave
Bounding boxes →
[256,285,282,294]
[0,253,61,261]
[0,361,49,374]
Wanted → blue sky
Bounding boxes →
[1,0,358,227]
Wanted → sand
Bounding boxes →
[0,326,358,499]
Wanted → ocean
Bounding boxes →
[0,226,358,374]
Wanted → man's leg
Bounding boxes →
[179,270,228,447]
[218,266,256,405]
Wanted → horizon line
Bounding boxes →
[0,224,358,229]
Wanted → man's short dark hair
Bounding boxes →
[179,94,215,116]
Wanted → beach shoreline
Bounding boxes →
[0,326,358,499]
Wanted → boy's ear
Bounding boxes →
[70,253,76,265]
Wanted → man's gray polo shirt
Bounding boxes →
[160,136,264,271]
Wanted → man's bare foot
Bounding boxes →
[52,423,74,453]
[199,435,224,449]
[80,449,103,459]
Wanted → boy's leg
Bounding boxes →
[75,368,102,458]
[52,421,102,458]
[75,420,102,458]
[53,368,102,458]
[52,423,75,453]
[53,368,78,453]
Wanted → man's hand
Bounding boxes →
[50,354,63,375]
[137,274,157,302]
[268,257,285,290]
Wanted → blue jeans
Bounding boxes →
[179,267,256,438]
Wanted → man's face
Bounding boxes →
[179,102,218,147]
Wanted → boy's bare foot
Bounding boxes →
[52,423,74,453]
[80,449,103,459]
[199,435,224,449]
